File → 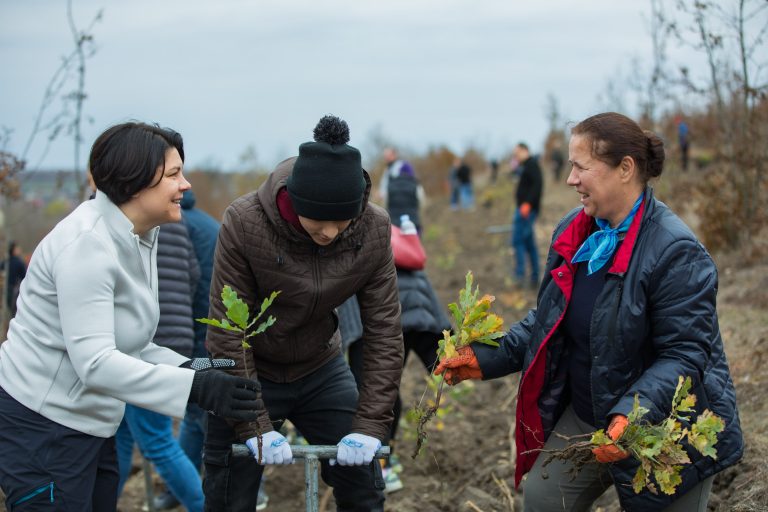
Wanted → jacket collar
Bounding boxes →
[553,187,653,275]
[91,191,159,248]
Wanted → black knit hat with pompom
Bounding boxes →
[286,115,366,221]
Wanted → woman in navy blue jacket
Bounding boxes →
[437,112,743,511]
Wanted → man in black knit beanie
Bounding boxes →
[203,115,403,511]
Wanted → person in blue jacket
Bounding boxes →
[115,221,204,511]
[436,112,743,512]
[177,190,221,469]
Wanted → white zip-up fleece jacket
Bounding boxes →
[0,191,194,438]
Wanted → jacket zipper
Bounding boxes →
[13,482,54,506]
[299,246,322,363]
[311,247,322,318]
[607,279,623,349]
[592,278,624,425]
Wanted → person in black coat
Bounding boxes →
[378,147,424,231]
[178,190,220,467]
[3,241,27,318]
[114,222,205,511]
[339,268,451,493]
[510,143,543,288]
[438,112,742,512]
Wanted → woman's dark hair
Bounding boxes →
[571,112,665,183]
[88,122,184,205]
[8,241,16,259]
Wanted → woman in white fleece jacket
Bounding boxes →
[0,122,261,511]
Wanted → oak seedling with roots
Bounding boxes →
[197,285,280,463]
[530,375,725,495]
[410,271,505,458]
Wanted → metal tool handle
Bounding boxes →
[231,443,390,512]
[231,443,390,459]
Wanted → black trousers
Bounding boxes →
[348,330,439,444]
[203,355,385,512]
[0,386,119,511]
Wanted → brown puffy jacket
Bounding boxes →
[207,158,404,441]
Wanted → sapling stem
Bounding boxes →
[197,285,280,465]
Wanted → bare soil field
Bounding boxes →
[3,173,766,512]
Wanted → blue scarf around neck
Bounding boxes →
[571,193,644,275]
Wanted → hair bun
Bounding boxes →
[643,130,665,178]
[313,115,350,145]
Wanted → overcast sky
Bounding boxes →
[1,0,704,171]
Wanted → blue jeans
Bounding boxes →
[450,180,460,209]
[203,355,385,512]
[512,209,539,284]
[178,402,207,470]
[459,184,474,209]
[116,405,204,512]
[180,335,209,470]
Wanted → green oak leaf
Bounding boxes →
[222,285,249,329]
[196,317,242,333]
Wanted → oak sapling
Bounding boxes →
[531,375,725,496]
[411,271,504,457]
[197,284,280,462]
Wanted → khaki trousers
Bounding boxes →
[523,405,713,512]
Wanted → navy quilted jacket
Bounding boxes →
[337,269,451,351]
[475,187,743,510]
[154,222,200,357]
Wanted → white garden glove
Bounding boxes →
[246,431,293,465]
[332,433,381,466]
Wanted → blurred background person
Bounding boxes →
[115,221,204,512]
[510,142,543,289]
[449,156,461,211]
[677,116,691,171]
[451,155,474,211]
[378,146,424,232]
[152,191,271,511]
[2,242,26,320]
[489,158,500,183]
[550,143,565,182]
[152,190,218,510]
[339,218,450,494]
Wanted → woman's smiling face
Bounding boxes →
[128,147,191,233]
[566,134,628,226]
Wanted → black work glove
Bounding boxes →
[180,357,236,371]
[188,370,262,422]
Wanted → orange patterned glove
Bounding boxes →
[519,202,532,219]
[592,414,630,463]
[433,346,483,385]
